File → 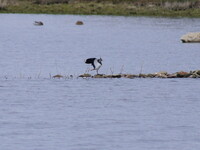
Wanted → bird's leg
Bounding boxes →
[96,69,99,75]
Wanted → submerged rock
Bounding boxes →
[181,32,200,43]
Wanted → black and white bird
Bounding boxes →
[34,21,44,26]
[85,58,103,74]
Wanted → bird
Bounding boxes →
[85,58,103,74]
[34,21,44,26]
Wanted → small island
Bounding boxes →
[52,70,200,79]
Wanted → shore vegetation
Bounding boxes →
[0,0,200,17]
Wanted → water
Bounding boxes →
[0,14,200,150]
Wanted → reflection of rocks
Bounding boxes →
[181,32,200,43]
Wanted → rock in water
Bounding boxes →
[181,32,200,43]
[53,74,63,78]
[76,21,84,25]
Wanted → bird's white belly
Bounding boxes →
[94,60,102,70]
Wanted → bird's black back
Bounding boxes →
[85,58,96,64]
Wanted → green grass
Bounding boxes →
[0,0,200,17]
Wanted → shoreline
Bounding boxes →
[0,2,200,18]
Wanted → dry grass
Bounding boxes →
[1,0,200,17]
[0,0,18,10]
[163,1,199,10]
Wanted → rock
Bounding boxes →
[93,74,105,78]
[79,74,91,78]
[167,73,177,78]
[192,70,200,76]
[155,71,168,78]
[147,74,156,78]
[189,73,200,78]
[107,74,121,78]
[176,71,190,78]
[76,21,84,25]
[122,74,138,79]
[181,32,200,43]
[139,74,147,78]
[53,74,63,78]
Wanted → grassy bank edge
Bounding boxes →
[0,2,200,17]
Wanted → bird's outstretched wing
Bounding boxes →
[85,58,95,64]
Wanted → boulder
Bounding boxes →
[192,70,200,76]
[181,32,200,43]
[176,71,190,78]
[167,73,177,78]
[155,71,168,78]
[76,21,84,25]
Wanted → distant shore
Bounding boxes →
[0,0,200,17]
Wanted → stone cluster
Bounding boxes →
[78,70,200,79]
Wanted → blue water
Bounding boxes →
[0,14,200,150]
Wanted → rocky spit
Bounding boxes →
[79,70,200,79]
[181,32,200,43]
[53,70,200,79]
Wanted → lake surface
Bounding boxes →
[0,14,200,150]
